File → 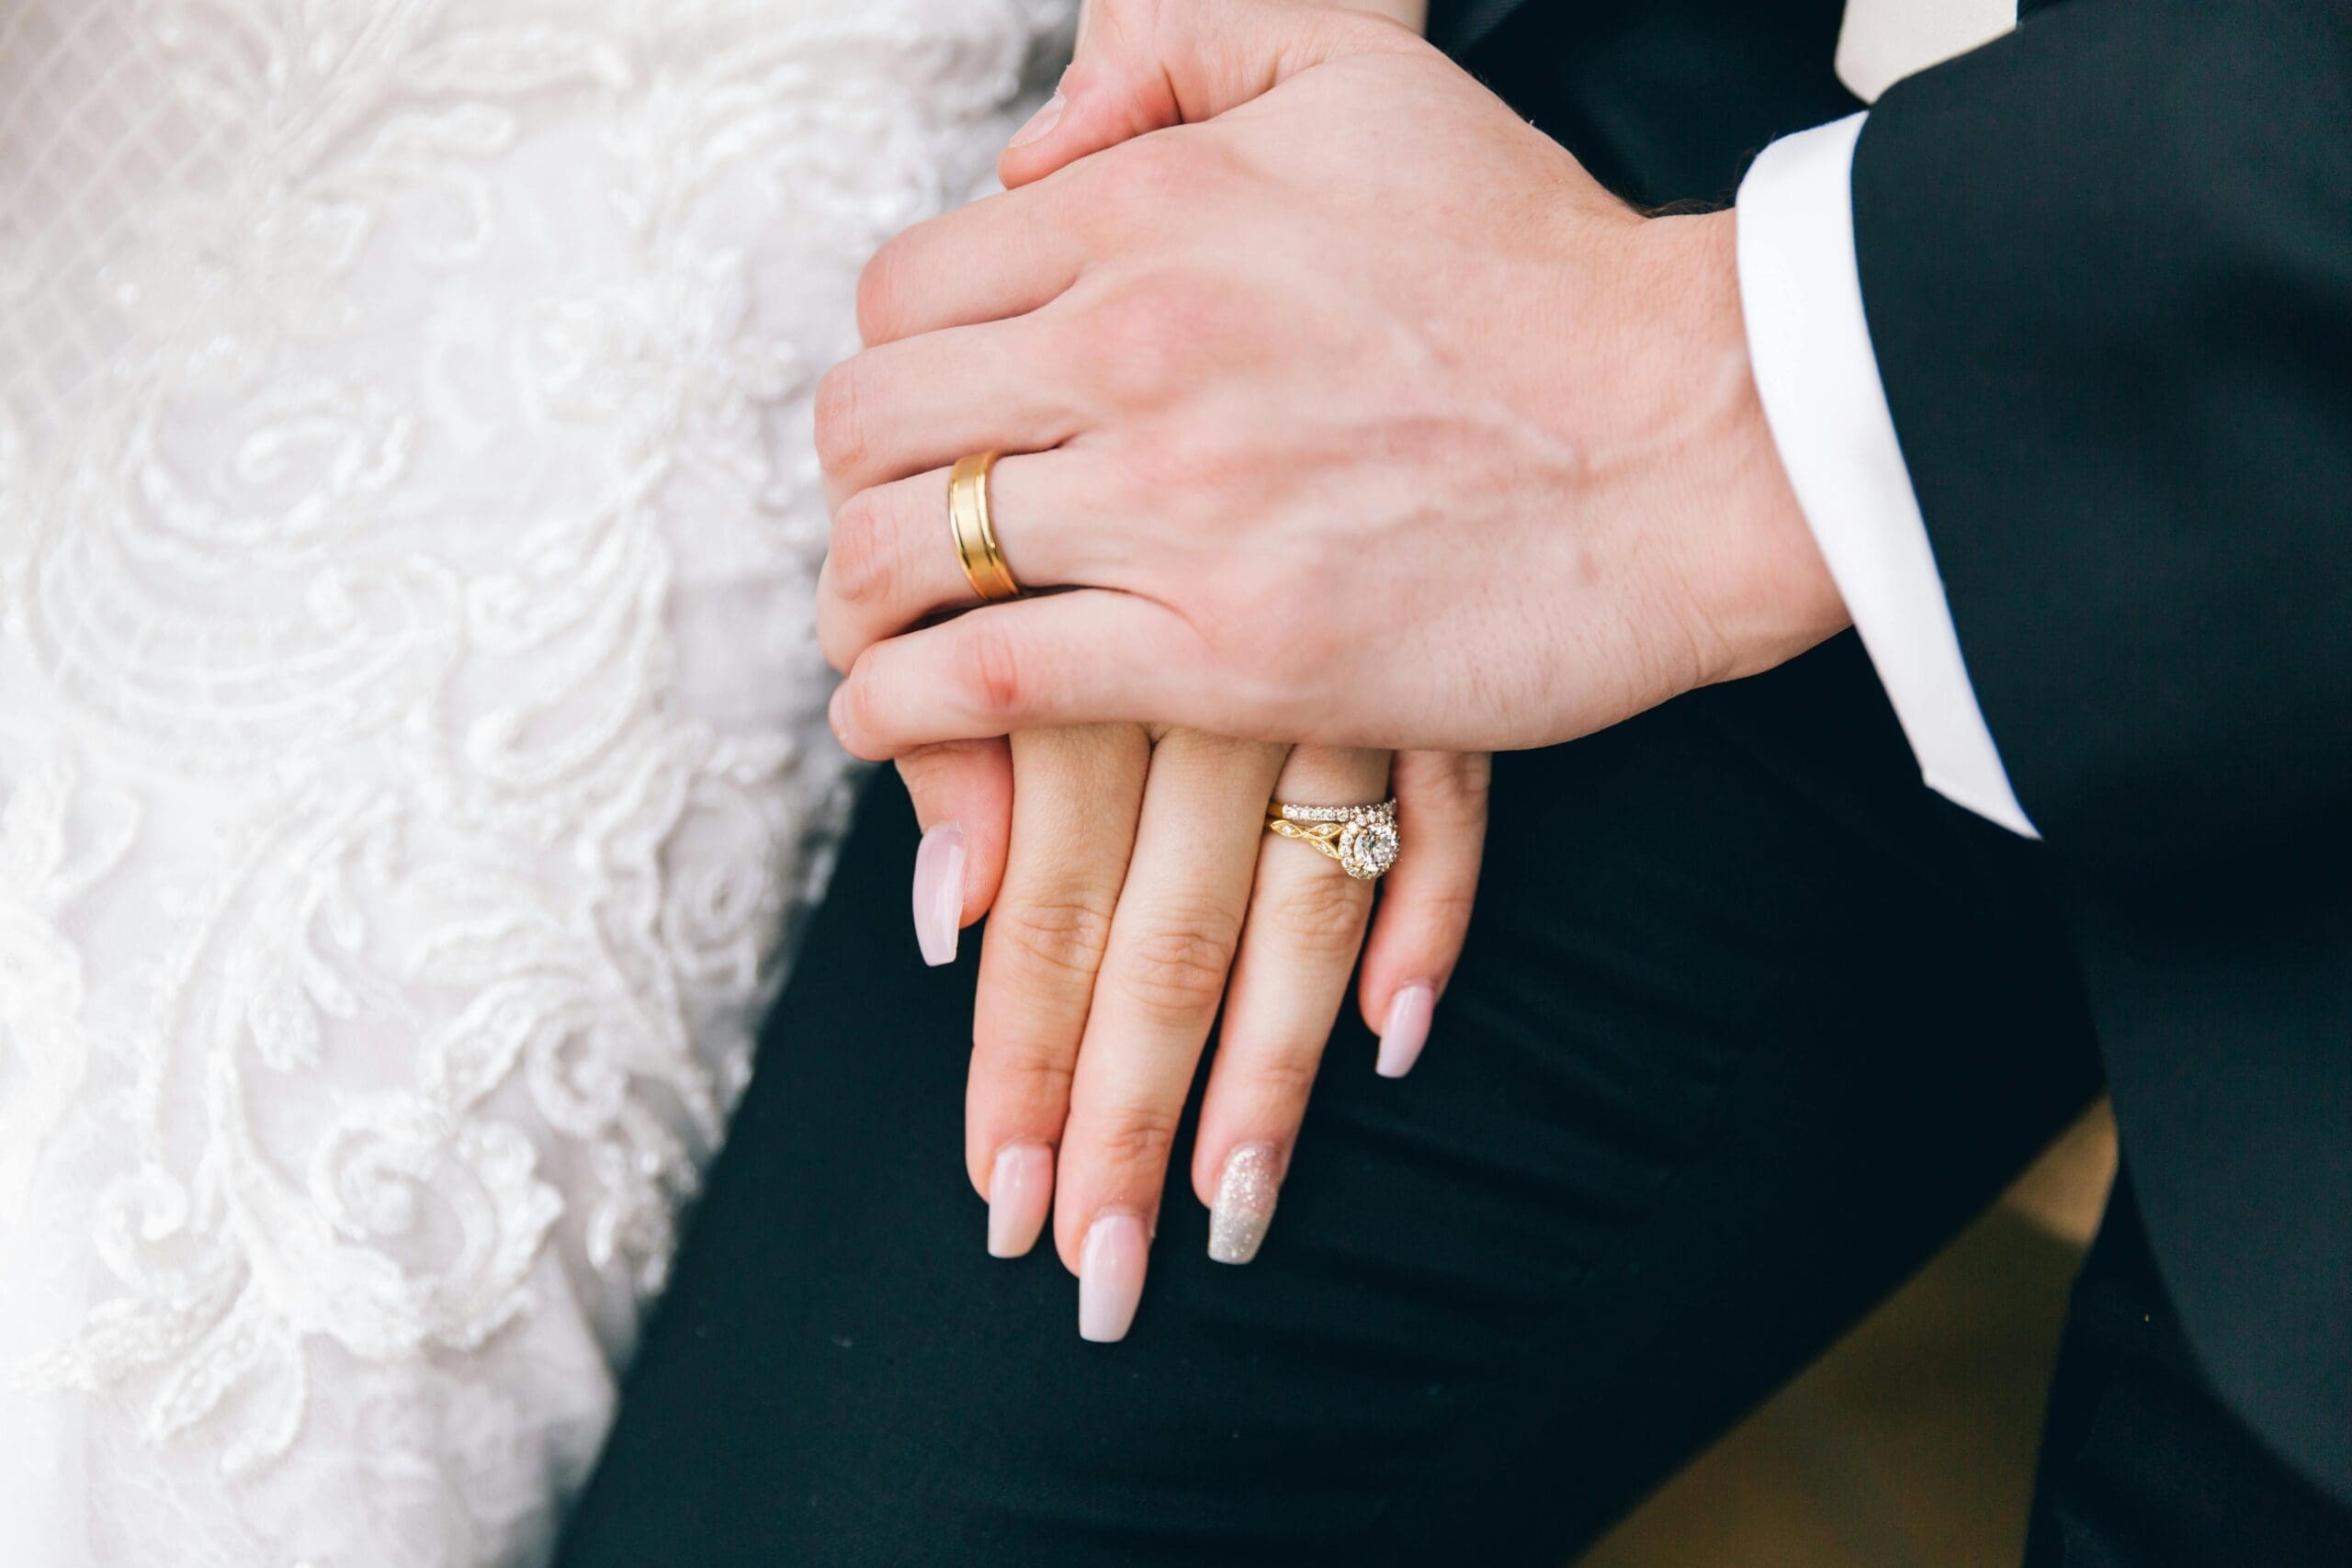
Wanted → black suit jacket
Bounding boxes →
[1432,0,2352,1506]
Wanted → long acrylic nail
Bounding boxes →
[1376,984,1435,1078]
[1007,91,1064,150]
[1207,1144,1283,1265]
[987,1142,1054,1259]
[1078,1212,1148,1342]
[911,823,966,967]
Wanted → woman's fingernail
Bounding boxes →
[1377,984,1435,1078]
[987,1142,1055,1258]
[911,823,966,967]
[1079,1212,1148,1342]
[1207,1144,1283,1265]
[1007,91,1064,150]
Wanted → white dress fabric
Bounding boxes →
[0,2,1069,1562]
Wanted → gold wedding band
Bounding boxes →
[948,451,1022,602]
[1264,798,1401,881]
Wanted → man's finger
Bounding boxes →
[814,315,1083,499]
[817,451,1122,673]
[856,183,1088,347]
[828,591,1227,761]
[1001,0,1423,188]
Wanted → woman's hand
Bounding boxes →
[893,732,1488,1339]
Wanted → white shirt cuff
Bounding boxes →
[1736,112,2040,840]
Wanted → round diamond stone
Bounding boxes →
[1337,816,1400,880]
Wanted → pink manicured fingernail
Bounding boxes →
[912,823,966,967]
[987,1142,1054,1258]
[1079,1212,1148,1342]
[1007,91,1064,150]
[1376,984,1435,1078]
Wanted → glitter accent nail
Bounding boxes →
[1207,1144,1283,1265]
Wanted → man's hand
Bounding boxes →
[816,0,1849,761]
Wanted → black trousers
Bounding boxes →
[556,637,2351,1565]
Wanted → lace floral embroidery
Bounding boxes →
[0,1,1069,1562]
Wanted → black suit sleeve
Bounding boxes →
[1850,0,2352,882]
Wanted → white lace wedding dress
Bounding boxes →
[0,3,1068,1562]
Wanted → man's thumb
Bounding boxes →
[999,0,1417,187]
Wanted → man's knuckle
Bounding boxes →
[1079,281,1208,400]
[815,602,857,674]
[1104,134,1198,209]
[826,490,896,607]
[1094,422,1191,507]
[1124,131,1238,211]
[959,622,1029,719]
[811,357,866,477]
[854,238,911,344]
[833,661,883,742]
[1192,575,1289,665]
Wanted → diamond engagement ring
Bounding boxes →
[1264,797,1400,881]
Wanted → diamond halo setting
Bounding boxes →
[1266,797,1400,881]
[1336,814,1401,880]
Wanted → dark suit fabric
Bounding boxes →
[1849,0,2352,1498]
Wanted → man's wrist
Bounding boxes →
[1653,209,1853,690]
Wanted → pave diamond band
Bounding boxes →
[1277,799,1396,825]
[1265,797,1401,881]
